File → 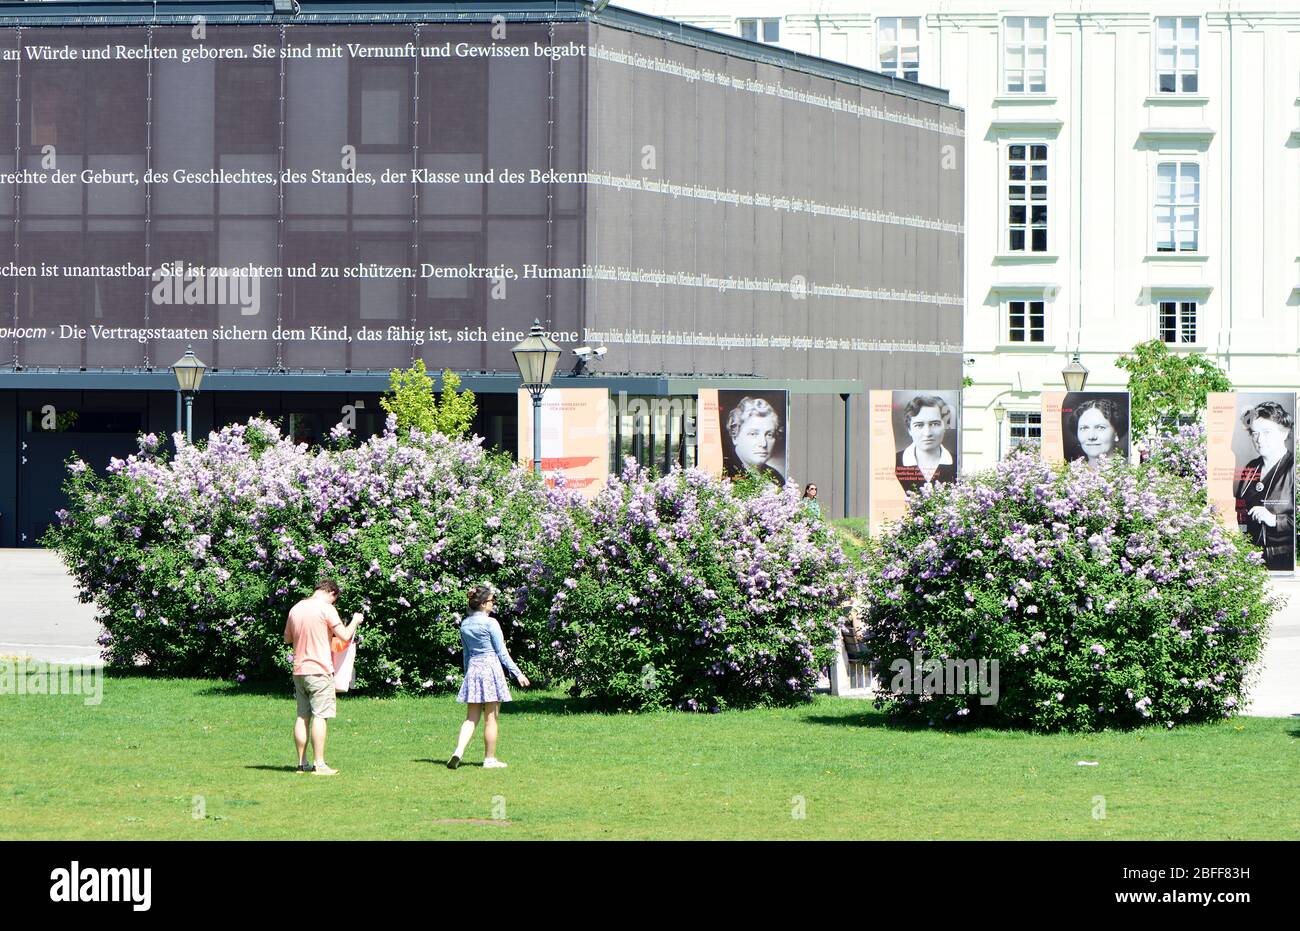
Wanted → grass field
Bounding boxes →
[2,672,1297,840]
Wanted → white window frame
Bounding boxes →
[1009,411,1042,449]
[1004,141,1050,254]
[737,17,782,46]
[1004,297,1048,345]
[1154,16,1200,94]
[877,16,921,82]
[1002,16,1049,94]
[1152,159,1201,254]
[1156,298,1200,345]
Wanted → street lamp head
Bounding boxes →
[1062,352,1089,392]
[172,346,207,393]
[511,319,562,393]
[993,402,1006,424]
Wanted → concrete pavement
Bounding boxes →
[0,549,104,664]
[0,548,1296,716]
[1249,576,1300,717]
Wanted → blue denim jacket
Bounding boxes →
[459,611,522,679]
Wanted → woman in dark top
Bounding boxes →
[1234,401,1295,571]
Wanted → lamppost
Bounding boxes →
[511,320,561,477]
[172,347,207,443]
[1062,352,1089,392]
[993,402,1006,460]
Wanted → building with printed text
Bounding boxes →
[0,0,963,544]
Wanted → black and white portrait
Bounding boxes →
[1061,392,1130,465]
[719,390,788,485]
[891,390,959,494]
[1232,395,1295,572]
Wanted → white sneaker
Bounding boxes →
[483,758,508,769]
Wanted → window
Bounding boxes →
[216,61,279,154]
[1158,300,1198,344]
[1007,143,1048,252]
[1155,17,1199,93]
[351,62,410,150]
[1154,161,1200,252]
[878,17,920,82]
[421,55,487,155]
[419,236,480,329]
[1004,17,1048,93]
[1007,300,1046,343]
[1009,412,1042,449]
[28,64,82,151]
[738,18,781,45]
[355,238,409,321]
[611,395,698,472]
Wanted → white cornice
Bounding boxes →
[1137,126,1216,145]
[786,14,873,28]
[988,117,1065,136]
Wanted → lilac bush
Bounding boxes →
[857,449,1273,731]
[537,461,854,711]
[1144,423,1208,494]
[46,416,552,691]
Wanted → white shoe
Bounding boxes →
[483,758,508,769]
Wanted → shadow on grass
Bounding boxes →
[507,692,609,716]
[196,680,291,698]
[803,711,935,731]
[245,764,300,773]
[415,759,483,768]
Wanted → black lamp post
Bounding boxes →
[172,347,207,443]
[1062,352,1089,392]
[511,320,561,477]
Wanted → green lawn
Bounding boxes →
[2,672,1296,840]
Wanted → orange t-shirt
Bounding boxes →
[284,597,344,677]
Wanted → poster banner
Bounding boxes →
[696,389,723,478]
[698,390,790,484]
[869,389,960,536]
[1041,391,1131,466]
[517,388,610,498]
[1207,392,1296,573]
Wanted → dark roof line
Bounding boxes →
[0,0,953,106]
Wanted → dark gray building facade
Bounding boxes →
[0,0,963,545]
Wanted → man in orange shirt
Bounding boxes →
[283,579,363,776]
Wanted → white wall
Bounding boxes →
[619,1,1300,467]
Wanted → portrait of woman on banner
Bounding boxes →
[721,394,786,485]
[1062,393,1129,465]
[1233,400,1295,572]
[892,392,958,494]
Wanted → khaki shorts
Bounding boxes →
[293,674,337,719]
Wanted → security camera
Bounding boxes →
[571,345,607,374]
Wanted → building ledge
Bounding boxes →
[1145,283,1214,296]
[993,253,1058,265]
[993,95,1058,107]
[1143,253,1209,263]
[1137,126,1215,145]
[1160,342,1210,352]
[988,117,1064,136]
[987,281,1059,296]
[994,343,1057,353]
[1144,95,1210,107]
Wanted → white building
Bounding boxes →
[620,1,1300,467]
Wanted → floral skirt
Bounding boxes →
[457,655,513,704]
